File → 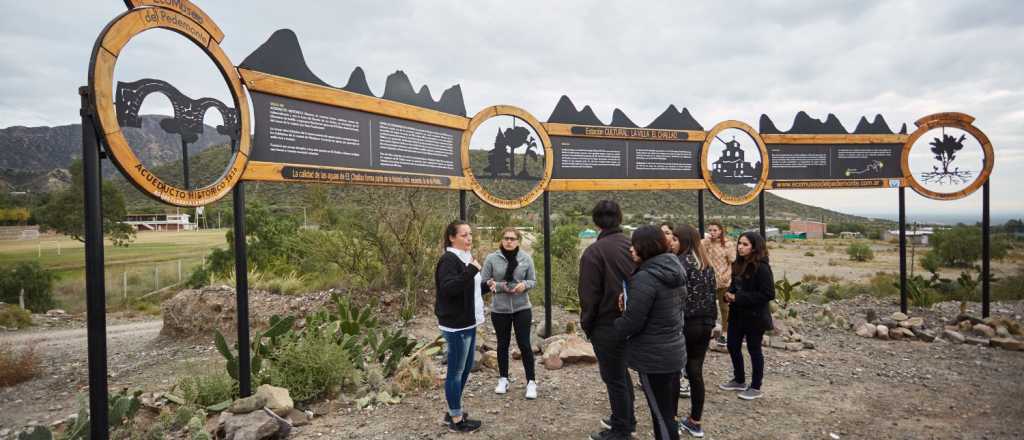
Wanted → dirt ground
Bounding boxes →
[1,242,1023,439]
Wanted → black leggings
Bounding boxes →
[491,309,535,381]
[684,322,712,421]
[638,371,680,440]
[727,316,765,390]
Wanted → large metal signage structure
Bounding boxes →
[79,2,997,437]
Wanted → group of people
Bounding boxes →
[433,200,776,438]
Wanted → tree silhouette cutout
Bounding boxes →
[920,132,972,185]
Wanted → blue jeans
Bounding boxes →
[442,327,476,417]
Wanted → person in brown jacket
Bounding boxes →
[701,220,736,347]
[579,200,637,440]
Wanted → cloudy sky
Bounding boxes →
[1,1,1021,222]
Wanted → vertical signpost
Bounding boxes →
[899,187,908,314]
[982,181,990,318]
[543,191,552,338]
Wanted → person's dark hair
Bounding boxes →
[707,220,727,246]
[674,224,711,270]
[631,225,668,262]
[732,231,769,278]
[443,220,470,249]
[592,200,622,230]
[660,221,675,232]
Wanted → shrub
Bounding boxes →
[0,304,32,329]
[176,372,237,407]
[261,334,360,402]
[993,268,1024,301]
[804,251,815,257]
[930,225,1010,267]
[0,343,39,387]
[0,262,57,312]
[846,242,874,262]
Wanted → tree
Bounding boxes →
[930,225,1009,267]
[35,159,135,246]
[0,261,57,312]
[846,242,874,262]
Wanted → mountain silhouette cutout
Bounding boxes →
[242,29,466,116]
[547,96,702,130]
[610,109,638,128]
[759,112,905,135]
[647,105,703,131]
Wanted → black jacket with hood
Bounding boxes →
[613,252,686,374]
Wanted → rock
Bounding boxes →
[802,341,816,350]
[996,326,1011,338]
[876,325,890,340]
[161,287,332,339]
[255,384,293,417]
[955,313,982,325]
[228,395,267,414]
[542,353,563,370]
[559,336,597,363]
[958,320,974,333]
[789,333,803,342]
[880,318,898,329]
[891,312,908,322]
[544,339,565,359]
[855,323,876,338]
[512,348,522,360]
[943,329,965,344]
[990,337,1024,351]
[710,343,729,353]
[865,309,878,323]
[770,338,788,350]
[892,327,915,340]
[972,324,996,338]
[471,350,483,373]
[916,330,937,343]
[770,320,789,337]
[540,334,569,353]
[285,408,311,427]
[900,317,924,328]
[785,342,803,351]
[218,408,280,439]
[45,309,67,317]
[964,336,990,346]
[482,350,499,370]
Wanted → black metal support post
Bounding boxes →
[982,181,991,318]
[232,182,252,396]
[80,86,109,439]
[543,191,552,338]
[181,140,190,190]
[898,187,908,314]
[758,191,766,239]
[697,189,705,237]
[459,190,467,221]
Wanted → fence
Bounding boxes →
[101,258,205,305]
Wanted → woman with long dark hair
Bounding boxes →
[718,231,775,401]
[481,227,538,399]
[673,225,717,438]
[614,225,686,440]
[701,220,735,347]
[435,220,484,432]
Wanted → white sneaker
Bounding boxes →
[494,377,509,394]
[525,380,538,399]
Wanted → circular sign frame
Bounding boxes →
[88,6,251,207]
[700,120,769,206]
[461,106,554,209]
[901,112,994,201]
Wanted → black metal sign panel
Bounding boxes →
[551,136,701,179]
[767,144,902,180]
[251,92,463,176]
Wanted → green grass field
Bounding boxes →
[0,230,227,314]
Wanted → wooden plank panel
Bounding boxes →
[544,122,706,142]
[242,160,472,190]
[126,0,225,43]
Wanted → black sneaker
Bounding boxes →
[679,417,705,438]
[442,412,470,425]
[589,429,630,440]
[448,417,481,433]
[599,418,636,436]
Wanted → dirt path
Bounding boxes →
[0,320,163,349]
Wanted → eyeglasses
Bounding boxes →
[502,237,519,241]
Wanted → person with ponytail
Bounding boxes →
[672,225,717,437]
[435,220,484,432]
[481,227,538,400]
[718,231,775,401]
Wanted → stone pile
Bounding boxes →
[938,314,1024,351]
[214,384,304,440]
[853,311,937,343]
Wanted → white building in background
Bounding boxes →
[123,213,195,231]
[882,227,934,245]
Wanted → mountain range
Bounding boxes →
[547,95,704,130]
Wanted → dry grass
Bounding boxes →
[0,343,40,387]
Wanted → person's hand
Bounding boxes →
[486,279,497,292]
[617,292,625,312]
[512,282,526,294]
[724,292,736,303]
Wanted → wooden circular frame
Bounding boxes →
[700,120,769,206]
[901,112,994,201]
[88,7,251,207]
[460,106,554,209]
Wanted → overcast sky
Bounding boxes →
[1,1,1021,221]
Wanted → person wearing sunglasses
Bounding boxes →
[481,227,539,400]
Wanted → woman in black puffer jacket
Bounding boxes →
[719,231,775,402]
[673,224,717,438]
[614,225,685,440]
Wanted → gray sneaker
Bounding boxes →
[738,387,763,400]
[718,380,746,391]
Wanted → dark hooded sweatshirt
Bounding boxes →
[613,252,687,374]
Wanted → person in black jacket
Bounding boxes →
[614,225,686,440]
[435,220,485,433]
[673,224,717,438]
[579,200,637,440]
[718,231,775,401]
